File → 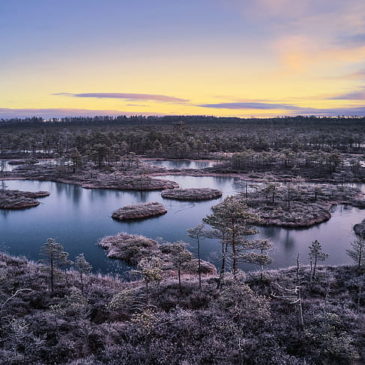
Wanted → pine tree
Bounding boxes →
[74,254,92,293]
[40,238,69,293]
[136,257,163,297]
[187,223,207,289]
[346,238,365,269]
[169,242,193,293]
[241,239,272,279]
[203,196,261,286]
[308,240,328,281]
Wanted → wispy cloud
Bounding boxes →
[325,69,365,80]
[198,100,365,116]
[345,69,365,79]
[310,106,365,116]
[53,92,188,103]
[199,102,302,110]
[336,33,365,47]
[329,87,365,100]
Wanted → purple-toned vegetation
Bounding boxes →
[0,189,50,209]
[0,250,363,364]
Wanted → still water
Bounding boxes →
[0,159,57,172]
[0,175,363,275]
[147,160,217,169]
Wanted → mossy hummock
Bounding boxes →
[161,188,222,201]
[112,202,167,221]
[0,189,50,209]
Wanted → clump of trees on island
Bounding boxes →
[234,180,365,227]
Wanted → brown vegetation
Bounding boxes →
[161,187,222,201]
[99,232,216,276]
[0,189,50,209]
[0,250,363,364]
[112,202,167,221]
[354,219,365,238]
[240,182,365,228]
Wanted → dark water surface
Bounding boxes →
[147,160,217,169]
[1,175,364,275]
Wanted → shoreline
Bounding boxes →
[1,169,364,229]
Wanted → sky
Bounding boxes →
[1,0,365,118]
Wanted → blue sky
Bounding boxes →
[1,0,365,118]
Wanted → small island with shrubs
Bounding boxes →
[98,232,216,277]
[161,188,222,201]
[0,189,50,209]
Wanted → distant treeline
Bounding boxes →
[1,116,365,162]
[1,115,365,128]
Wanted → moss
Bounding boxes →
[0,189,50,209]
[112,202,167,221]
[161,188,222,201]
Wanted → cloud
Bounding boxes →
[198,100,365,116]
[53,92,188,103]
[326,69,365,80]
[0,108,159,119]
[198,102,302,110]
[337,33,365,47]
[346,69,365,79]
[330,87,365,100]
[310,106,365,116]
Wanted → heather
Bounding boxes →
[0,250,364,365]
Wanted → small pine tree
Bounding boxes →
[346,238,365,269]
[136,257,163,297]
[187,223,207,289]
[40,238,69,293]
[74,254,92,293]
[241,239,272,279]
[308,240,328,281]
[169,242,193,293]
[203,196,260,284]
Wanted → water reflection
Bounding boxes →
[147,160,217,170]
[0,175,364,274]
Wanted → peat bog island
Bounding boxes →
[1,1,365,364]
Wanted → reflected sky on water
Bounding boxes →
[0,172,363,275]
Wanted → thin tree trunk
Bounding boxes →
[357,284,362,313]
[197,238,202,290]
[358,247,363,269]
[313,255,317,280]
[178,268,182,293]
[297,287,304,330]
[217,242,227,289]
[50,256,54,293]
[80,273,84,294]
[232,227,237,279]
[309,258,313,283]
[232,243,237,279]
